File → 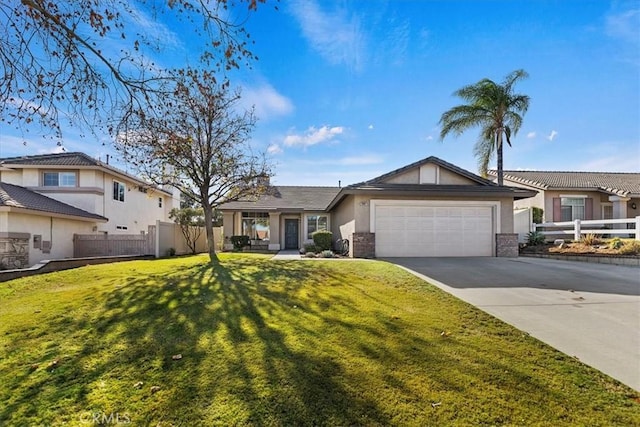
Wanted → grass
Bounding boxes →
[1,254,638,426]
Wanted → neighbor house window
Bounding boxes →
[113,180,125,202]
[307,215,328,239]
[242,212,269,241]
[561,197,585,221]
[43,171,77,187]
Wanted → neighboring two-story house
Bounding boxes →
[0,152,180,268]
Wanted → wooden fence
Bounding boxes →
[534,216,640,241]
[73,232,153,257]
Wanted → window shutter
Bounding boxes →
[585,198,593,220]
[553,198,561,221]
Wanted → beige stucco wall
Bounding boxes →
[439,168,478,185]
[385,169,419,184]
[331,195,355,245]
[4,211,96,266]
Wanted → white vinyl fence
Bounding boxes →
[533,216,640,241]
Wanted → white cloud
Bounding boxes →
[526,131,536,139]
[283,126,345,147]
[289,0,365,72]
[241,84,294,120]
[425,135,434,141]
[368,124,374,130]
[605,7,640,43]
[547,130,558,141]
[267,144,283,155]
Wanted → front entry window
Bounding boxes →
[307,215,328,239]
[561,197,585,221]
[242,212,270,241]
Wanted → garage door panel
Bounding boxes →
[375,203,494,257]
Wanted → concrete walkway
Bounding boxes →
[271,250,302,260]
[386,257,640,391]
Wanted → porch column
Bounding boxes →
[609,196,631,232]
[268,212,281,251]
[222,212,235,251]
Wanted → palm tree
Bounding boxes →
[439,69,530,186]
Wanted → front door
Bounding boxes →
[284,219,299,249]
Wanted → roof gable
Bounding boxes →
[494,170,640,196]
[360,156,497,187]
[0,182,107,221]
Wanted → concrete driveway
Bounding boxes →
[386,257,640,391]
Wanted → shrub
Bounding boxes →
[581,233,599,246]
[304,252,317,258]
[526,231,545,246]
[619,240,640,255]
[312,230,333,251]
[320,250,335,258]
[166,247,176,257]
[608,237,624,250]
[304,243,319,253]
[532,207,544,224]
[230,235,250,251]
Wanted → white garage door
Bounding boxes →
[374,203,494,257]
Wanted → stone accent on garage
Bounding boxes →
[496,233,518,257]
[352,232,375,258]
[0,232,30,269]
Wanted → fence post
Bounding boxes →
[574,219,581,241]
[635,216,640,241]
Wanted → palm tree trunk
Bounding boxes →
[496,132,504,186]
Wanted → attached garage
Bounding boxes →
[372,200,496,257]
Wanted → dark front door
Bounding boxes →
[284,219,299,249]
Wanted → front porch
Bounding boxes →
[222,210,330,252]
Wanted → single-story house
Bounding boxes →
[489,170,640,222]
[220,156,536,258]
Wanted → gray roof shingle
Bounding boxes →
[0,182,107,221]
[219,186,341,211]
[493,170,640,196]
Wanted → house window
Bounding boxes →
[43,171,77,187]
[602,204,613,220]
[307,215,328,239]
[159,197,163,208]
[561,197,585,221]
[113,181,125,202]
[242,212,269,241]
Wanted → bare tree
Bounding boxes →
[117,68,271,262]
[0,0,269,141]
[170,207,205,255]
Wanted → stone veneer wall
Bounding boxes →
[352,232,375,258]
[0,233,30,269]
[496,233,519,258]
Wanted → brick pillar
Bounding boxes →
[496,233,518,258]
[352,232,375,258]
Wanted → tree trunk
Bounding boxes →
[496,131,504,186]
[202,202,218,263]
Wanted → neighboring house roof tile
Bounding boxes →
[492,170,640,197]
[219,186,341,211]
[0,152,172,195]
[0,182,107,221]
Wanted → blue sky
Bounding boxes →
[1,0,639,186]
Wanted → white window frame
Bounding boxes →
[43,171,77,187]
[113,180,125,202]
[305,214,329,240]
[559,195,586,221]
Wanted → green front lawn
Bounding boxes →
[1,254,638,426]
